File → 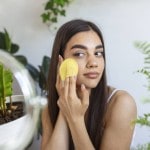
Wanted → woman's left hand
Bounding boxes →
[57,76,90,123]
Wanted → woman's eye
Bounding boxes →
[73,52,85,57]
[95,51,103,57]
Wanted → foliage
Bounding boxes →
[0,28,27,65]
[41,0,72,25]
[0,28,50,95]
[0,28,38,75]
[134,113,150,127]
[0,63,13,116]
[38,56,50,96]
[134,41,150,91]
[131,143,150,150]
[134,41,150,127]
[133,41,150,149]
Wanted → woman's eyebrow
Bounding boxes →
[71,44,103,50]
[71,44,87,50]
[96,45,103,49]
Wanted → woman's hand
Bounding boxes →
[57,76,90,123]
[56,57,94,150]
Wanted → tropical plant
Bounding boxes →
[0,63,13,116]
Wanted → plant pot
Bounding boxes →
[0,95,34,150]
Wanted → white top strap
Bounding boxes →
[107,89,121,103]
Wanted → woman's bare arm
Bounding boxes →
[100,91,137,150]
[57,77,95,150]
[41,106,69,150]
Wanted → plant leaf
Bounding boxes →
[0,64,13,100]
[14,55,28,66]
[4,29,12,52]
[11,43,19,53]
[0,32,6,49]
[41,56,50,78]
[26,63,39,82]
[4,69,13,96]
[0,64,4,97]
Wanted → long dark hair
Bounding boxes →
[47,19,109,150]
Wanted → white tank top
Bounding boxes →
[107,89,121,103]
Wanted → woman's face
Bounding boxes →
[63,30,105,90]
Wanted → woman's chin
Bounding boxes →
[77,80,99,89]
[84,83,98,89]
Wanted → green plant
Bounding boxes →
[0,63,13,116]
[134,41,150,127]
[38,55,50,96]
[0,28,50,95]
[135,41,150,91]
[133,41,150,149]
[0,28,39,79]
[131,143,150,150]
[41,0,73,25]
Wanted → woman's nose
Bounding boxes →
[86,56,98,68]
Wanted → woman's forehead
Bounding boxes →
[67,30,102,46]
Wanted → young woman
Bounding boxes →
[41,19,137,150]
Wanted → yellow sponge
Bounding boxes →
[59,58,78,81]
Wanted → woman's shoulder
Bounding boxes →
[109,89,136,106]
[107,86,136,105]
[105,88,137,125]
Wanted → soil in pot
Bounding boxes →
[0,102,24,125]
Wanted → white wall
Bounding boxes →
[1,0,150,149]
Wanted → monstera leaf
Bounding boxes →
[0,64,13,114]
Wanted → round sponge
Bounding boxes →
[59,58,78,81]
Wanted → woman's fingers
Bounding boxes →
[56,55,63,95]
[68,76,77,99]
[80,84,89,109]
[64,77,69,99]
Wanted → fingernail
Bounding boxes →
[81,84,85,89]
[59,55,61,61]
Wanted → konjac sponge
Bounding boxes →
[59,58,78,81]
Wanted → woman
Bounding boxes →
[41,19,137,150]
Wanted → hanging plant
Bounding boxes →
[41,0,73,25]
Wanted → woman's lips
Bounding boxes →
[84,72,99,79]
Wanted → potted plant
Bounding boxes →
[0,49,43,150]
[0,62,25,123]
[0,28,50,149]
[0,55,26,149]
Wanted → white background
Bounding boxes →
[0,0,150,149]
